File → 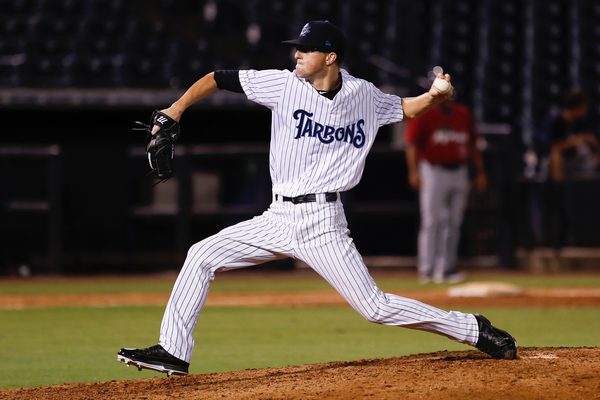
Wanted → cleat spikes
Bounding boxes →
[117,345,189,375]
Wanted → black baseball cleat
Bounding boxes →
[118,344,189,376]
[474,314,518,360]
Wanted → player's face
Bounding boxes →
[294,46,328,79]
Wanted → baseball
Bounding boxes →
[433,77,451,94]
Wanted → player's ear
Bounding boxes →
[325,52,337,66]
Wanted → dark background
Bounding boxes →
[0,104,523,275]
[2,0,600,275]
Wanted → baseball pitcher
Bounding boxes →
[118,20,516,377]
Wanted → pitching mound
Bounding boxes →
[4,347,599,399]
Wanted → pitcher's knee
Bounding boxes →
[185,239,222,276]
[361,313,380,324]
[187,241,205,257]
[186,235,222,259]
[355,302,390,324]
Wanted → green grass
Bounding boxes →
[1,305,600,390]
[1,273,599,390]
[2,273,600,296]
[0,278,177,296]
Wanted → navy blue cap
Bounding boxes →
[282,20,346,59]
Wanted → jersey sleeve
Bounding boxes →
[238,69,290,110]
[372,84,404,127]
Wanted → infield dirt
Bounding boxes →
[1,347,598,399]
[1,273,599,399]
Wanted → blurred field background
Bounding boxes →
[1,272,600,390]
[3,0,600,276]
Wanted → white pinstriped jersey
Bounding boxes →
[238,68,404,197]
[156,69,482,366]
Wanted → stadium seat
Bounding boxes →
[81,15,130,37]
[75,35,122,56]
[0,0,39,14]
[18,54,72,87]
[156,0,200,14]
[300,0,340,21]
[25,35,73,56]
[0,62,20,87]
[128,19,168,38]
[125,36,169,57]
[168,54,207,88]
[70,55,119,87]
[0,37,24,56]
[40,0,86,16]
[119,55,168,88]
[88,0,127,15]
[0,15,29,37]
[32,15,81,37]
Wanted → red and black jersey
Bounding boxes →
[404,101,477,166]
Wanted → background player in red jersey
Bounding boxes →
[405,95,487,284]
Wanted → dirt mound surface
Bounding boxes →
[3,347,598,399]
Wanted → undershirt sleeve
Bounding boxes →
[214,70,244,93]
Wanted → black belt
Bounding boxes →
[276,193,338,204]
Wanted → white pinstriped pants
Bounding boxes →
[159,193,479,363]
